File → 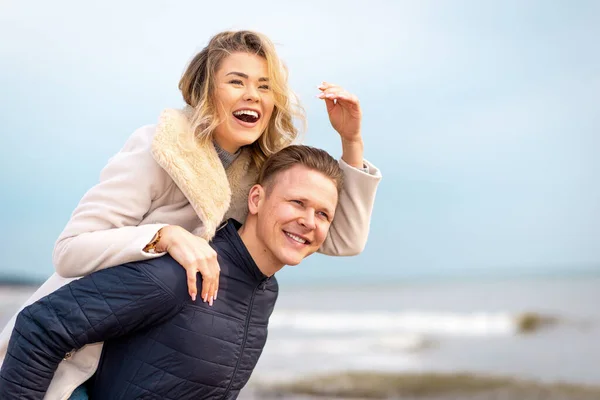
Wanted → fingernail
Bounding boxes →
[191,293,196,302]
[203,294,208,302]
[326,93,335,98]
[317,93,325,98]
[214,291,218,300]
[209,296,213,306]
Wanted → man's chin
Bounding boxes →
[278,253,305,267]
[280,251,317,267]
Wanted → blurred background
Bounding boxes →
[1,0,599,398]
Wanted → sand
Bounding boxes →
[247,371,600,400]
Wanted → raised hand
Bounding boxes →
[318,82,362,143]
[318,82,364,168]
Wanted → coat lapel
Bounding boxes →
[150,108,256,240]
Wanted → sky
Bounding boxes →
[0,0,599,283]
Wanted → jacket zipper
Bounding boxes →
[261,276,271,291]
[221,278,267,399]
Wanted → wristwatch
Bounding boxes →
[143,228,163,254]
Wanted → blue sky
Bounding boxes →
[1,0,599,283]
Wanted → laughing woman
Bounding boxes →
[0,30,381,399]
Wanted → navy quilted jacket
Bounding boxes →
[0,219,278,399]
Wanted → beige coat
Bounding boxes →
[0,109,381,399]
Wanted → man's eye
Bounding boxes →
[291,200,303,206]
[228,79,243,85]
[317,211,330,220]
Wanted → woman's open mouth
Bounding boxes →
[233,109,260,124]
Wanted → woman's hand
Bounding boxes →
[154,225,220,305]
[318,82,364,168]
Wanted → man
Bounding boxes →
[0,145,344,399]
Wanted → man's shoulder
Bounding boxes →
[124,256,188,301]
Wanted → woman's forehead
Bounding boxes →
[217,52,268,78]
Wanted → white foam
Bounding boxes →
[265,334,431,355]
[269,310,519,336]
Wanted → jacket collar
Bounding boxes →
[215,219,268,282]
[150,108,257,241]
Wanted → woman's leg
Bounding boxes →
[68,384,89,400]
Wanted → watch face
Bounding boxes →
[143,232,161,253]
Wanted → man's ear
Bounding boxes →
[247,184,264,215]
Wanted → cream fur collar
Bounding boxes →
[151,108,257,240]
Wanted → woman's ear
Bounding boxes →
[247,184,264,215]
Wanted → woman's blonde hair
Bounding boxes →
[179,30,305,169]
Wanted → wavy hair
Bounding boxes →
[178,30,305,169]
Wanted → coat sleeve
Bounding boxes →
[53,125,173,278]
[0,260,185,399]
[318,159,382,256]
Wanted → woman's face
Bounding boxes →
[212,52,275,153]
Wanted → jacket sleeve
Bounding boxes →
[319,159,382,256]
[53,125,173,278]
[0,260,185,399]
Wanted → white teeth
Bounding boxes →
[285,232,307,244]
[233,110,259,118]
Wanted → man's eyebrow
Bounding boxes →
[226,71,269,81]
[296,196,335,216]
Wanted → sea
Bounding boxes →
[244,275,600,394]
[1,274,599,398]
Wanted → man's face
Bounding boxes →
[253,165,339,266]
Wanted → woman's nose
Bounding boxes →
[244,86,260,102]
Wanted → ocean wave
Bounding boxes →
[265,334,435,355]
[269,310,557,336]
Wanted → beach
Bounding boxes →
[2,275,599,399]
[241,274,600,399]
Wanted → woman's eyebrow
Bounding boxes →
[226,71,268,81]
[226,71,248,78]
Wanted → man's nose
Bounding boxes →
[299,210,316,230]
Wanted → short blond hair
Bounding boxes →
[179,30,305,169]
[258,145,343,195]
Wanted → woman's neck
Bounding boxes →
[213,140,241,169]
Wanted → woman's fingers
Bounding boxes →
[198,257,210,302]
[201,261,220,306]
[318,81,339,90]
[198,253,220,306]
[317,85,359,107]
[163,226,221,305]
[186,265,198,302]
[208,251,220,304]
[317,86,343,98]
[316,81,363,143]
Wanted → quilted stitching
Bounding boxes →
[0,225,278,400]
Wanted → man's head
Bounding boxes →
[240,145,343,273]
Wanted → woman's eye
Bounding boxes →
[259,85,270,90]
[228,79,243,85]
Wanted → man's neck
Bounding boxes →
[237,224,283,277]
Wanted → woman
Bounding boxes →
[0,30,381,399]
